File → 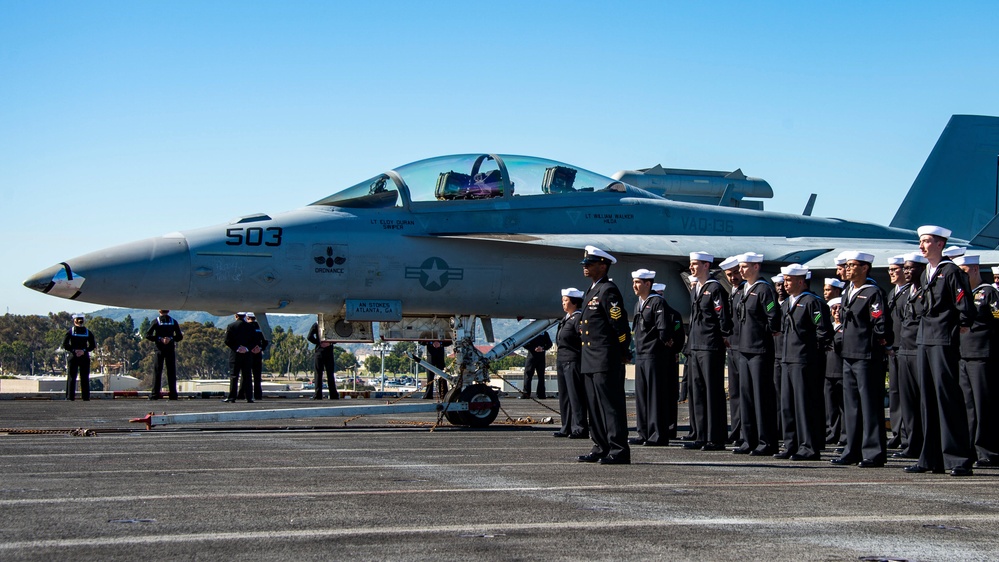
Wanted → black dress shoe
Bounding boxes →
[732,447,752,455]
[830,457,857,465]
[701,443,726,451]
[149,396,161,400]
[537,395,548,399]
[950,467,973,477]
[518,394,531,399]
[643,441,669,446]
[858,458,884,468]
[750,448,777,457]
[598,455,631,465]
[773,450,793,459]
[679,435,696,441]
[577,453,603,463]
[310,396,322,400]
[553,432,569,438]
[222,399,235,403]
[568,432,590,440]
[682,441,706,450]
[891,451,913,459]
[791,453,821,461]
[975,459,995,467]
[628,437,646,445]
[903,464,929,473]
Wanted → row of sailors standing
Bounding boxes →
[564,226,999,475]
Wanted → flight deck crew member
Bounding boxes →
[824,278,845,302]
[776,265,832,460]
[905,226,975,476]
[307,322,339,399]
[630,269,685,446]
[832,251,891,468]
[720,256,745,446]
[421,341,449,399]
[224,312,255,403]
[63,314,96,401]
[886,256,909,450]
[576,245,632,465]
[732,253,780,455]
[953,254,999,467]
[145,309,183,400]
[520,331,553,399]
[245,312,268,401]
[554,288,588,439]
[825,298,845,445]
[895,253,928,459]
[686,251,732,452]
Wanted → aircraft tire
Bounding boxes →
[457,384,500,428]
[442,386,465,425]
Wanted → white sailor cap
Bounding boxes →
[651,283,666,293]
[689,251,714,263]
[917,225,952,239]
[903,252,928,264]
[246,312,256,318]
[582,245,616,265]
[780,264,809,277]
[992,266,999,275]
[841,251,874,264]
[561,287,584,299]
[827,297,842,307]
[631,268,655,280]
[72,313,85,319]
[718,256,740,270]
[771,274,784,284]
[235,312,247,317]
[806,271,812,279]
[739,252,764,263]
[942,246,966,258]
[834,251,851,266]
[824,278,845,289]
[887,255,905,266]
[953,255,980,266]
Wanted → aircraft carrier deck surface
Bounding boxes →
[2,396,997,561]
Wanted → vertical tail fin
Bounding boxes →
[890,115,999,241]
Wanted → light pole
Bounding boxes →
[372,342,391,392]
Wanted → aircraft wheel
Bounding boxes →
[457,384,500,428]
[442,386,464,425]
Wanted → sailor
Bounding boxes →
[520,331,553,399]
[904,226,975,476]
[886,256,909,450]
[145,309,184,400]
[554,288,588,439]
[825,297,846,446]
[776,264,832,460]
[772,273,787,437]
[894,253,928,459]
[307,321,339,399]
[223,312,255,403]
[993,266,999,291]
[576,245,632,464]
[719,255,745,446]
[685,251,732,451]
[824,278,845,302]
[62,314,96,401]
[629,269,685,446]
[421,340,449,399]
[731,253,780,455]
[832,251,891,468]
[952,254,999,467]
[244,312,268,401]
[834,253,850,281]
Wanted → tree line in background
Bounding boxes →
[0,314,530,385]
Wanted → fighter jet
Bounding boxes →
[23,115,999,425]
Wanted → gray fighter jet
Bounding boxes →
[23,115,999,425]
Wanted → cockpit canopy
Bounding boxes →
[311,154,637,209]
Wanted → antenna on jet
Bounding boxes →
[802,194,817,216]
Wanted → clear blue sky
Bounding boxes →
[2,1,997,315]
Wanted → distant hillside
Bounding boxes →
[88,309,551,351]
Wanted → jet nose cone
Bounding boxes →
[25,235,192,308]
[23,264,66,293]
